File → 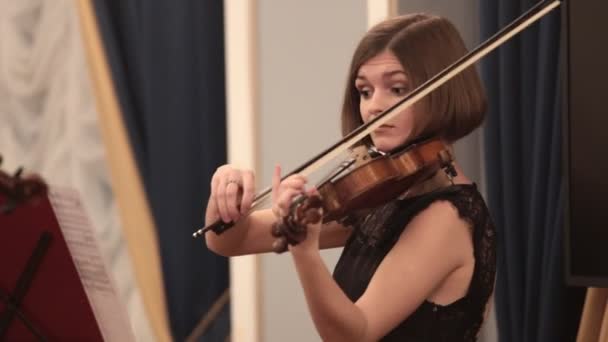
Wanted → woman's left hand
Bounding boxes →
[271,164,322,252]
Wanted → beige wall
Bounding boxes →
[257,1,367,341]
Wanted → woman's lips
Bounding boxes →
[373,125,394,136]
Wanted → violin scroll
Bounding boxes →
[271,194,323,253]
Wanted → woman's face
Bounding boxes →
[355,50,416,152]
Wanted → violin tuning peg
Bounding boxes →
[303,208,322,224]
[271,222,283,237]
[272,237,288,254]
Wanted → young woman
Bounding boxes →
[205,14,496,341]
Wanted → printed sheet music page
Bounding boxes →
[48,187,136,342]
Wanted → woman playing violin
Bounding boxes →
[205,13,496,342]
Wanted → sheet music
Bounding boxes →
[49,187,136,342]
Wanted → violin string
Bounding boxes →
[286,157,357,213]
[251,156,356,212]
[314,158,357,189]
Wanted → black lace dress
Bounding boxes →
[332,183,496,341]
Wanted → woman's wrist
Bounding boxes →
[289,242,320,258]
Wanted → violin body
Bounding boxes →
[319,139,450,222]
[272,138,455,253]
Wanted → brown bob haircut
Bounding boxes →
[341,14,487,145]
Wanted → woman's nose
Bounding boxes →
[367,93,388,118]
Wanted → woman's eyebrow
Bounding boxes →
[356,70,406,80]
[382,70,407,79]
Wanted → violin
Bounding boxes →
[269,138,456,253]
[192,0,561,247]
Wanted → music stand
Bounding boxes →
[0,158,134,341]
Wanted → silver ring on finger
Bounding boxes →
[226,179,240,187]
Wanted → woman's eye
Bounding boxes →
[391,87,407,95]
[358,88,371,98]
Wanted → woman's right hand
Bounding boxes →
[205,165,256,225]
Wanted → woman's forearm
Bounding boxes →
[291,248,368,341]
[204,216,251,255]
[205,209,275,256]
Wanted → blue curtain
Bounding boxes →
[479,2,584,341]
[92,1,229,340]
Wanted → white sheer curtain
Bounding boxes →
[0,0,154,340]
